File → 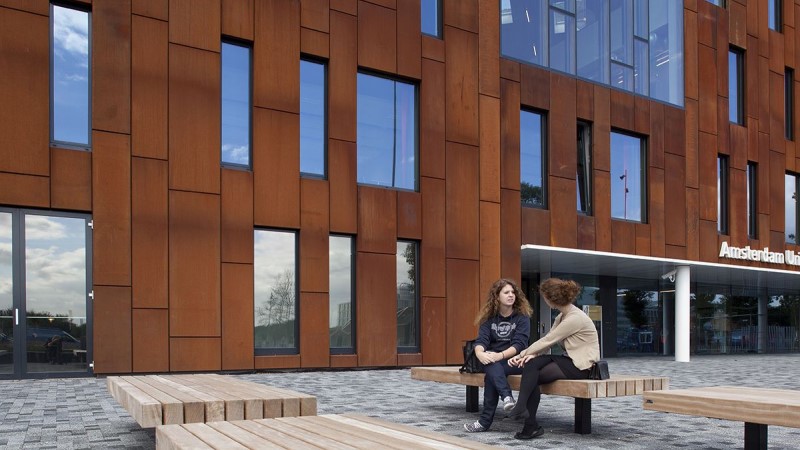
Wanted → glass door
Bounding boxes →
[0,212,13,375]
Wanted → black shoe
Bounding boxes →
[514,425,544,440]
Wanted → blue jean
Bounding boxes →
[478,360,523,428]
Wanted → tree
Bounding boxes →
[521,181,543,205]
[256,270,296,326]
[402,243,416,285]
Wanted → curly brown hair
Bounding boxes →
[539,278,582,307]
[475,278,533,325]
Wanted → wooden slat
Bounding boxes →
[336,414,497,450]
[181,423,248,449]
[107,377,162,428]
[254,419,354,450]
[279,416,401,449]
[143,376,220,423]
[124,376,184,425]
[232,420,320,450]
[205,421,282,449]
[156,424,213,450]
[169,375,246,421]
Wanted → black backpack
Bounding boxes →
[459,339,485,373]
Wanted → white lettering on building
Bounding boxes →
[719,241,800,266]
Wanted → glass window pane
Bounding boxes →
[421,0,441,37]
[549,10,575,73]
[611,61,634,92]
[576,1,608,83]
[577,122,592,214]
[254,230,297,351]
[521,110,545,207]
[397,242,417,349]
[634,38,649,95]
[329,236,353,350]
[550,0,574,13]
[786,68,794,140]
[786,174,797,244]
[747,163,757,238]
[611,132,644,222]
[0,213,12,374]
[634,0,648,38]
[300,60,326,177]
[718,156,729,234]
[649,0,684,106]
[221,42,251,166]
[52,5,90,146]
[610,0,633,65]
[501,0,548,66]
[729,49,742,124]
[769,0,781,31]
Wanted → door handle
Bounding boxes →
[15,308,18,325]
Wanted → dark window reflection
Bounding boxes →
[254,230,297,352]
[329,236,353,352]
[616,278,660,355]
[577,122,592,214]
[397,241,418,351]
[521,110,546,208]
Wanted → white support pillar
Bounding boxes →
[674,265,691,362]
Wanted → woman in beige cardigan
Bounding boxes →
[506,278,600,440]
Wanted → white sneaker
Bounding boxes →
[502,395,516,411]
[464,420,486,432]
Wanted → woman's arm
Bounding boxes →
[521,313,583,357]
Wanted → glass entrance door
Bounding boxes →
[0,212,13,375]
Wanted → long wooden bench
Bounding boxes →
[411,366,668,434]
[107,374,316,428]
[643,386,800,450]
[156,413,497,449]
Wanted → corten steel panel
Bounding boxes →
[549,176,577,248]
[357,2,397,74]
[577,214,595,250]
[92,0,131,134]
[443,0,477,32]
[699,219,719,261]
[609,90,634,132]
[168,44,220,194]
[478,0,499,98]
[221,168,254,264]
[132,15,168,160]
[222,0,255,41]
[169,190,221,337]
[357,186,397,255]
[329,11,357,142]
[611,220,636,255]
[649,102,665,170]
[664,105,686,157]
[770,230,786,252]
[593,170,611,251]
[769,26,786,75]
[132,308,169,373]
[301,0,328,32]
[133,0,167,19]
[0,173,48,208]
[664,153,687,247]
[729,1,747,49]
[445,26,480,146]
[521,206,550,246]
[170,338,222,372]
[356,252,397,366]
[787,1,795,29]
[362,0,395,9]
[50,148,91,212]
[300,178,330,293]
[421,59,446,179]
[665,244,686,260]
[730,122,749,170]
[500,57,520,81]
[786,25,795,69]
[649,167,665,257]
[549,74,577,179]
[758,131,769,215]
[635,223,651,256]
[683,7,698,101]
[93,286,132,374]
[222,263,255,370]
[331,354,357,367]
[253,108,300,228]
[397,190,422,240]
[445,258,479,364]
[169,0,220,52]
[255,355,301,369]
[758,55,770,133]
[422,35,445,62]
[697,131,718,222]
[397,353,422,366]
[329,139,357,233]
[500,189,521,277]
[730,168,747,242]
[299,292,330,368]
[520,65,549,111]
[132,157,168,309]
[479,201,501,294]
[634,97,650,135]
[330,0,356,15]
[396,0,421,79]
[0,8,47,176]
[747,118,759,162]
[770,70,786,154]
[576,80,593,120]
[685,100,700,190]
[593,86,611,172]
[716,14,730,99]
[0,1,48,15]
[301,27,329,58]
[421,176,446,298]
[93,131,131,286]
[480,95,501,203]
[500,79,520,191]
[446,142,480,260]
[254,0,300,113]
[695,0,714,48]
[769,150,786,233]
[686,187,700,260]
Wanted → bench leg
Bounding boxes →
[574,398,591,434]
[744,422,767,450]
[466,386,479,413]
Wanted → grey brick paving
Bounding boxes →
[1,354,799,449]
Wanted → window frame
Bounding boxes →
[786,67,794,141]
[787,173,799,245]
[769,0,782,32]
[421,0,443,38]
[329,234,355,355]
[253,228,299,356]
[747,162,758,239]
[396,240,420,354]
[717,154,730,235]
[300,57,329,179]
[610,129,647,223]
[220,38,253,169]
[520,108,548,209]
[577,121,593,215]
[729,46,745,125]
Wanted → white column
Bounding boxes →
[674,265,691,362]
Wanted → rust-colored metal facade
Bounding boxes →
[1,0,799,374]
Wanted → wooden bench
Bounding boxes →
[411,366,668,434]
[107,374,316,428]
[643,386,800,450]
[156,413,497,449]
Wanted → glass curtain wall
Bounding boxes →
[616,278,660,355]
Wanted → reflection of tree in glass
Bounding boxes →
[621,290,649,329]
[256,270,295,327]
[521,181,543,205]
[402,244,416,284]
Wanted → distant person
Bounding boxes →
[463,278,532,433]
[45,335,63,365]
[506,278,600,439]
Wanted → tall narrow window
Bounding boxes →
[421,0,441,38]
[357,73,418,190]
[300,59,326,177]
[769,0,782,32]
[747,162,758,239]
[729,47,744,125]
[717,155,729,234]
[705,0,725,6]
[521,110,546,208]
[221,41,251,167]
[610,131,646,222]
[786,173,799,244]
[254,230,297,354]
[329,236,354,353]
[577,121,592,214]
[786,68,794,140]
[548,0,576,74]
[51,4,90,147]
[397,241,418,352]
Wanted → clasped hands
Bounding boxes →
[507,353,535,367]
[476,351,503,365]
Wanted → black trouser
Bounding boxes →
[510,355,589,428]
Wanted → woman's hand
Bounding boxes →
[476,351,500,365]
[508,354,535,367]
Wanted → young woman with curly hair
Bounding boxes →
[463,278,533,433]
[505,278,600,439]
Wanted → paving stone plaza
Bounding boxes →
[0,354,798,449]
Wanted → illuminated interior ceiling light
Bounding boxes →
[525,9,530,22]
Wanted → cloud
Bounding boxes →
[25,216,68,241]
[24,245,86,317]
[53,7,89,57]
[223,144,249,165]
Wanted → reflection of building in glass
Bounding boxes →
[337,303,351,328]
